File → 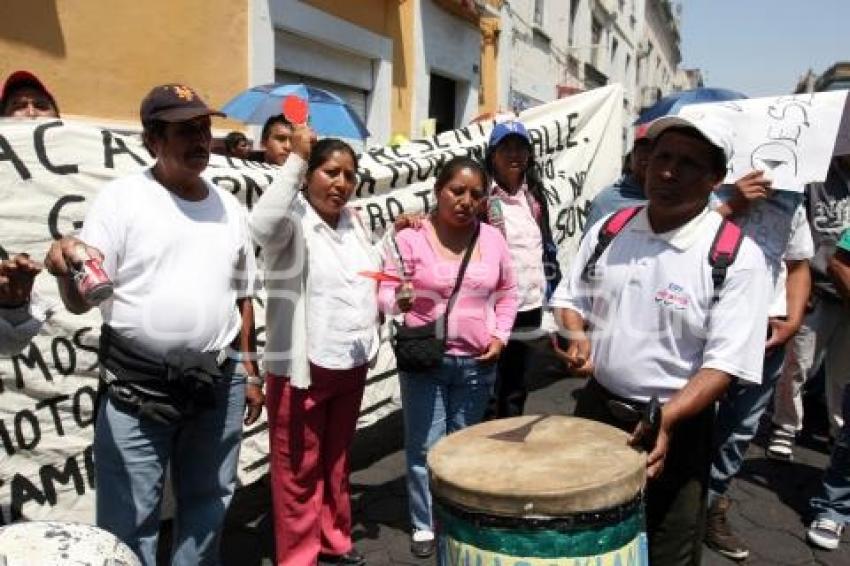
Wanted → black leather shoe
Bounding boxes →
[410,538,436,559]
[318,548,367,565]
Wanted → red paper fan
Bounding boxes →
[282,95,309,125]
[358,271,402,283]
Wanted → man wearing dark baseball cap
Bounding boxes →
[45,84,262,566]
[0,70,59,118]
[140,83,225,123]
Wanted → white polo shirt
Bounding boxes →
[551,207,770,402]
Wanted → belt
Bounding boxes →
[587,379,662,451]
[586,379,645,422]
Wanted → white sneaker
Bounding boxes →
[410,529,436,558]
[766,427,795,462]
[411,529,434,542]
[807,517,843,550]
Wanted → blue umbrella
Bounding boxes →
[636,87,747,125]
[221,83,370,140]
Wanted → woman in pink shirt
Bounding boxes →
[379,156,518,558]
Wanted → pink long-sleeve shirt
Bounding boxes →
[379,221,519,357]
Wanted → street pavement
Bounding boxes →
[214,350,849,565]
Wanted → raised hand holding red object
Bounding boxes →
[282,94,309,126]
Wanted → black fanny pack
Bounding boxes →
[392,224,479,373]
[98,324,226,424]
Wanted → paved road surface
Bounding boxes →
[211,351,848,565]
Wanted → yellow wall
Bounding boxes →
[0,1,500,133]
[0,1,249,125]
[479,17,500,114]
[303,0,388,37]
[289,1,501,136]
[389,0,416,137]
[304,0,416,138]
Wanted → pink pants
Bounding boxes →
[266,363,367,566]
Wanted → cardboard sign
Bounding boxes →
[677,90,849,192]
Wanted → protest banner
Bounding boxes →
[0,84,622,523]
[681,90,850,278]
[675,90,849,192]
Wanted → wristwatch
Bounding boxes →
[246,374,264,387]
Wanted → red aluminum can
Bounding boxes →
[70,245,114,305]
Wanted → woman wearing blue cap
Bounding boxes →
[482,120,561,419]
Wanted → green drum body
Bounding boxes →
[428,415,648,566]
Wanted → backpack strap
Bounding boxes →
[581,206,643,282]
[708,218,744,304]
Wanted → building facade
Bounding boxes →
[638,0,682,109]
[0,1,250,131]
[495,0,571,112]
[795,62,850,93]
[503,0,685,146]
[1,0,691,147]
[674,67,704,91]
[0,0,504,144]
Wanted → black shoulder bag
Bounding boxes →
[392,223,480,372]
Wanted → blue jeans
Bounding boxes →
[94,370,245,566]
[400,355,497,532]
[810,382,850,524]
[708,346,785,502]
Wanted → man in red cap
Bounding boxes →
[0,71,60,354]
[45,84,262,566]
[0,70,59,118]
[0,254,46,355]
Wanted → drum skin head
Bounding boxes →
[0,521,141,565]
[428,415,646,517]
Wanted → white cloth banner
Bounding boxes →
[0,84,622,523]
[675,90,849,192]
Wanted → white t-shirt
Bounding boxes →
[768,205,814,317]
[301,196,379,369]
[500,189,545,312]
[551,207,770,402]
[80,170,258,357]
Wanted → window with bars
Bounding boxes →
[591,18,602,68]
[568,0,578,44]
[534,0,545,27]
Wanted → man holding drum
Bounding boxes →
[551,115,770,566]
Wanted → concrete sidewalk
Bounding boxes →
[217,357,849,565]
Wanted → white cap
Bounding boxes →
[645,113,734,165]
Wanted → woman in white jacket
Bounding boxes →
[249,125,379,566]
